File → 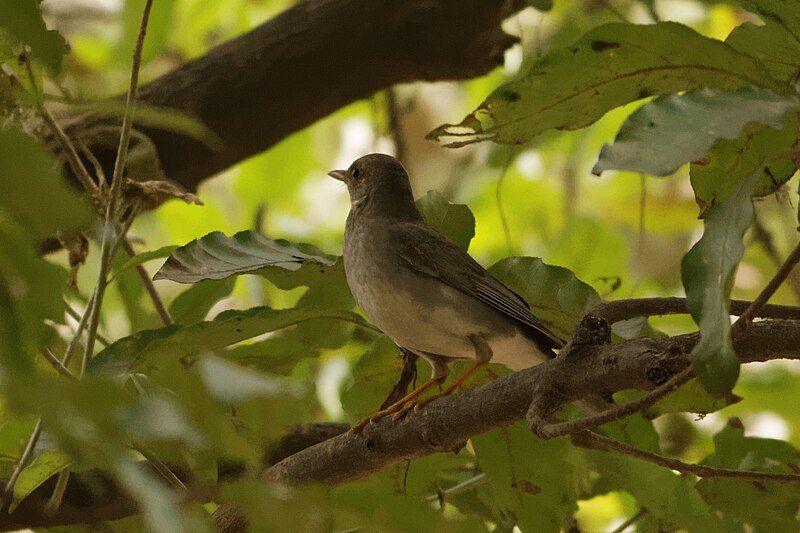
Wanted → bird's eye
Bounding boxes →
[352,168,361,179]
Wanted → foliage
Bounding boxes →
[2,0,800,531]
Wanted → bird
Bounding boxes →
[329,153,564,431]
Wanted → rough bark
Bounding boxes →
[264,319,800,485]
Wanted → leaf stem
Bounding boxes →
[44,469,70,515]
[577,430,800,484]
[122,239,172,325]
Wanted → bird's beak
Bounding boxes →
[328,169,349,183]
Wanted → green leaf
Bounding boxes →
[169,277,236,324]
[416,191,476,252]
[340,336,409,418]
[697,422,800,530]
[488,257,602,340]
[111,245,179,280]
[727,21,800,82]
[472,424,588,532]
[154,230,337,284]
[428,22,786,147]
[593,87,799,176]
[0,224,68,378]
[734,0,800,41]
[11,451,69,512]
[615,379,740,417]
[0,126,93,238]
[223,337,316,375]
[87,305,365,375]
[690,113,800,207]
[587,449,728,532]
[681,172,759,396]
[0,0,68,73]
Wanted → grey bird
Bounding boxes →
[329,153,564,429]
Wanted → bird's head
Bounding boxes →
[328,153,418,218]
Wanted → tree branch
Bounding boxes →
[264,319,800,485]
[56,0,526,193]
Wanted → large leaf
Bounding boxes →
[0,126,93,238]
[734,0,800,40]
[154,230,337,284]
[87,306,366,375]
[428,22,786,147]
[472,424,588,532]
[727,21,800,82]
[681,171,759,396]
[592,87,799,176]
[697,422,800,530]
[0,0,68,73]
[488,257,601,340]
[416,190,476,252]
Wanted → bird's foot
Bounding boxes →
[350,376,445,433]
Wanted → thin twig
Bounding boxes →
[529,368,693,439]
[385,88,406,163]
[21,55,101,205]
[0,419,43,507]
[62,290,95,367]
[65,303,109,347]
[751,215,800,303]
[578,430,800,484]
[135,448,188,493]
[107,0,154,209]
[736,240,800,327]
[43,469,70,515]
[40,349,77,380]
[609,508,648,533]
[425,473,487,503]
[122,239,172,325]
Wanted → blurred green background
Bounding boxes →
[7,0,800,530]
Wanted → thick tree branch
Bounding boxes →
[264,319,800,485]
[56,0,526,193]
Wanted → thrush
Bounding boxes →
[329,154,564,430]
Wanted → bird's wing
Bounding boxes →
[392,222,564,350]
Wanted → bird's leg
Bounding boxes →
[350,353,449,433]
[393,336,492,420]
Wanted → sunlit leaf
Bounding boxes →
[428,22,786,147]
[615,379,740,417]
[416,190,476,251]
[593,87,799,176]
[488,257,601,339]
[681,171,759,395]
[154,230,336,284]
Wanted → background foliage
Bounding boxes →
[2,0,800,531]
